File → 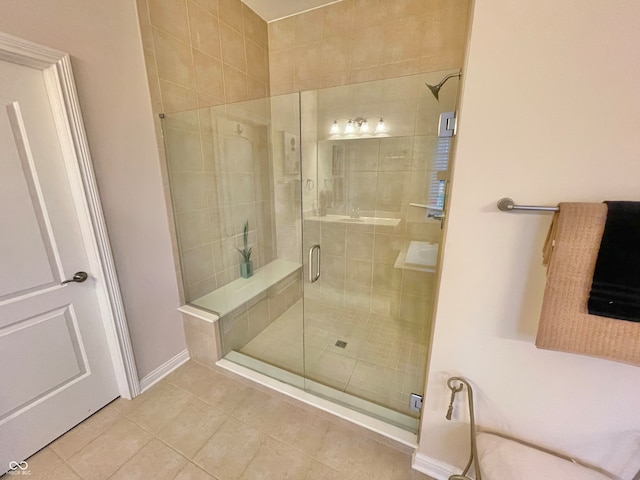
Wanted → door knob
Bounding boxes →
[61,271,88,285]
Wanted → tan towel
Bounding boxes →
[536,202,640,365]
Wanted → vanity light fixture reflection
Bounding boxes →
[344,119,355,134]
[329,117,386,136]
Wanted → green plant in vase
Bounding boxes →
[236,220,253,278]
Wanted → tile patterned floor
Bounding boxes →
[240,298,429,416]
[6,361,433,480]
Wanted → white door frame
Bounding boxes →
[0,32,140,398]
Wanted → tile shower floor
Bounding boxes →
[240,299,430,417]
[7,361,433,480]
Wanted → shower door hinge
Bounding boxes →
[410,393,423,412]
[439,111,457,137]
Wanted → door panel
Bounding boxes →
[0,55,119,470]
[0,101,59,297]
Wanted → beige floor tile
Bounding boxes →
[50,401,122,460]
[192,372,256,414]
[20,447,64,479]
[227,388,287,428]
[173,462,218,480]
[348,441,428,480]
[193,417,266,480]
[302,460,344,480]
[125,382,194,434]
[46,463,82,480]
[156,396,228,458]
[264,405,332,457]
[310,421,386,472]
[238,437,313,480]
[67,418,151,480]
[165,361,221,395]
[109,439,188,480]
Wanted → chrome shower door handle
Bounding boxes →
[308,244,321,283]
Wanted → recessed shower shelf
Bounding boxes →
[305,214,401,227]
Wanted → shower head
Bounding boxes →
[425,71,462,101]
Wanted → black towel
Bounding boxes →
[588,201,640,322]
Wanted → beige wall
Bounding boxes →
[0,0,187,379]
[268,0,470,94]
[419,0,640,472]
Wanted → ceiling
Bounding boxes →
[241,0,342,22]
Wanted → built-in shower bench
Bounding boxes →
[178,259,302,368]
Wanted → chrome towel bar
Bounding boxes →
[497,197,559,212]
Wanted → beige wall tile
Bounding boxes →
[350,25,383,70]
[222,64,248,102]
[136,0,151,26]
[193,50,226,99]
[373,234,404,264]
[148,0,189,42]
[269,49,295,87]
[143,48,163,112]
[295,8,323,45]
[346,258,372,287]
[245,40,268,82]
[247,75,267,100]
[321,35,351,75]
[187,1,221,59]
[268,16,295,51]
[192,0,218,16]
[269,0,469,93]
[220,22,247,72]
[295,42,322,81]
[346,231,374,260]
[182,244,215,284]
[153,28,195,89]
[218,0,244,33]
[380,18,424,65]
[242,3,268,47]
[322,0,353,38]
[372,262,401,292]
[320,223,346,256]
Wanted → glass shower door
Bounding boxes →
[300,71,459,431]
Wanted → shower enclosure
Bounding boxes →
[162,71,459,434]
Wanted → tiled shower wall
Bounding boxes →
[304,136,441,328]
[136,0,271,302]
[137,0,270,112]
[268,0,470,94]
[164,109,276,301]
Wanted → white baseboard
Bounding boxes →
[412,452,458,480]
[139,349,190,393]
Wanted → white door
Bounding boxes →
[0,55,119,470]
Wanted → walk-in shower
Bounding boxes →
[162,70,460,438]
